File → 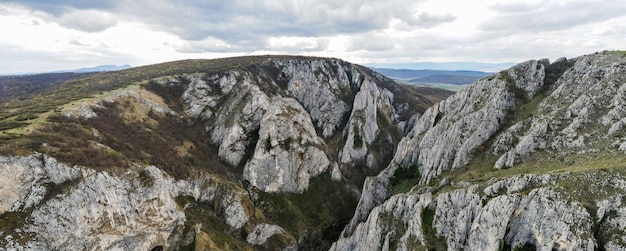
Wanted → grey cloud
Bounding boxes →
[0,5,10,15]
[480,0,626,33]
[488,1,546,13]
[406,12,457,28]
[5,0,431,49]
[68,39,85,46]
[2,0,116,15]
[56,9,117,32]
[348,34,395,52]
[267,39,331,53]
[175,38,258,53]
[26,0,114,8]
[599,24,626,36]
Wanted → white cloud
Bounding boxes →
[0,0,624,74]
[480,0,626,33]
[407,12,457,28]
[56,9,117,32]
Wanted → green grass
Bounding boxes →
[421,207,447,250]
[390,164,420,195]
[435,151,626,197]
[604,50,626,56]
[500,152,619,181]
[511,90,548,123]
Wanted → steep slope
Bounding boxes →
[333,51,626,250]
[0,56,451,250]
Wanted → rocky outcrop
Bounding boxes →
[335,52,626,250]
[394,59,548,182]
[1,55,449,250]
[331,190,432,251]
[333,172,624,250]
[341,59,549,236]
[340,77,396,171]
[175,58,432,192]
[243,97,330,192]
[0,154,83,215]
[278,59,354,138]
[493,54,626,168]
[0,154,287,250]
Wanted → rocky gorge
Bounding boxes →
[0,56,448,250]
[1,51,626,250]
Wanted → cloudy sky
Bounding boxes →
[0,0,624,74]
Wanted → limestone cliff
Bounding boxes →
[334,51,626,250]
[0,154,291,250]
[0,55,449,250]
[6,51,626,250]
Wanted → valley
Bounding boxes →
[2,51,626,250]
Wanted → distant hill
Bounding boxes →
[51,64,131,73]
[0,65,131,102]
[366,61,515,72]
[372,68,490,85]
[409,73,488,85]
[0,72,94,102]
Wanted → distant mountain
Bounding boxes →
[409,74,487,85]
[372,68,490,85]
[373,68,490,79]
[52,64,131,73]
[366,61,515,72]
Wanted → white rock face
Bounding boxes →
[391,60,547,183]
[0,155,263,250]
[0,154,83,215]
[433,186,482,250]
[494,54,626,168]
[504,188,595,250]
[208,79,271,167]
[243,97,330,193]
[26,166,185,250]
[466,195,519,250]
[341,60,548,237]
[331,191,432,251]
[279,59,353,138]
[340,78,396,170]
[246,223,288,246]
[175,58,417,192]
[333,173,618,250]
[336,52,626,250]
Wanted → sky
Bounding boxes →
[0,0,625,74]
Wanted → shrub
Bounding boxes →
[265,137,273,150]
[353,134,363,148]
[390,164,420,186]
